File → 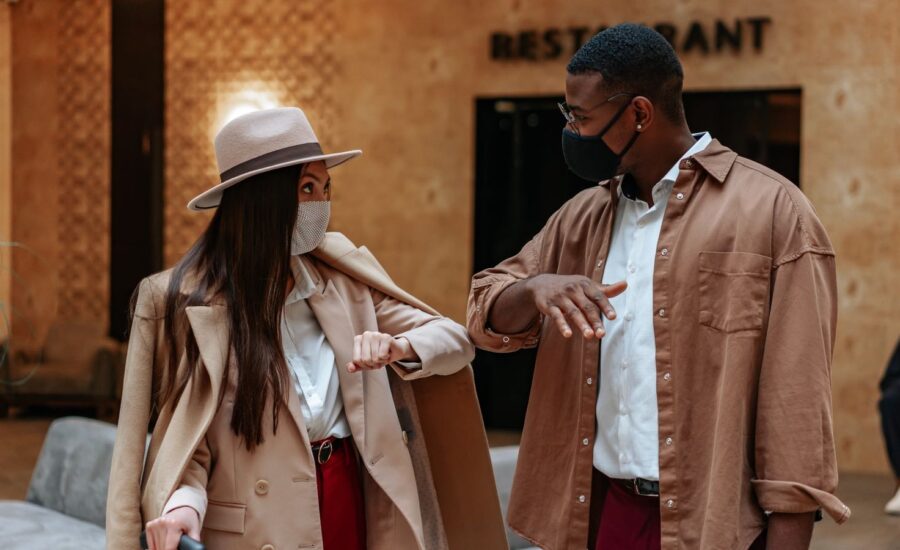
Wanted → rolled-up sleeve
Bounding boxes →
[467,231,545,353]
[751,249,850,524]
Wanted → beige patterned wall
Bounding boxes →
[10,0,109,345]
[329,0,900,474]
[55,0,111,322]
[1,5,11,340]
[164,0,340,265]
[7,0,896,475]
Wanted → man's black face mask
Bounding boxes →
[561,95,641,183]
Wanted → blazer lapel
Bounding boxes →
[306,279,367,453]
[145,305,229,518]
[187,305,318,470]
[185,305,229,397]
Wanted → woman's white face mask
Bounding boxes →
[291,200,330,255]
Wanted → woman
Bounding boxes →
[106,107,501,550]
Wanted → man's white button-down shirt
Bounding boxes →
[593,132,712,480]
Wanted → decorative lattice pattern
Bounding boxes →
[164,0,339,265]
[55,0,111,325]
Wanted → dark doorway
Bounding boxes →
[109,0,165,340]
[472,89,802,429]
[682,89,801,185]
[473,98,595,429]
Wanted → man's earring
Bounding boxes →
[637,123,643,130]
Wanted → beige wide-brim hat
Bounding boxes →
[187,107,362,211]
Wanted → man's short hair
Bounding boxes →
[567,23,685,121]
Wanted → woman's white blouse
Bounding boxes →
[281,257,351,442]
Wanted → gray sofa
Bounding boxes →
[0,418,536,550]
[0,417,111,549]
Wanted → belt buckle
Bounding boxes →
[316,440,333,465]
[634,477,659,497]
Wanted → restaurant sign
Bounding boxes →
[490,17,772,61]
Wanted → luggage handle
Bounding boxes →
[139,531,206,550]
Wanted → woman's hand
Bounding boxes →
[145,506,201,550]
[348,332,417,372]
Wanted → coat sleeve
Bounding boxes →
[751,207,850,523]
[106,278,162,550]
[372,289,475,381]
[466,227,548,354]
[161,436,212,524]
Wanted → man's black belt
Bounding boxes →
[613,476,660,497]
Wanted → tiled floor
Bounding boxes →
[0,418,51,500]
[1,418,898,548]
[810,473,900,550]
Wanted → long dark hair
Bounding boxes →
[160,164,302,450]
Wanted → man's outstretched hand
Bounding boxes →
[526,275,627,339]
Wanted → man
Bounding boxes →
[879,339,900,515]
[467,24,849,550]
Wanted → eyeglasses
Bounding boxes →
[558,92,636,134]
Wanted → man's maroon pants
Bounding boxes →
[591,471,767,550]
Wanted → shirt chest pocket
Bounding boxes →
[698,251,772,333]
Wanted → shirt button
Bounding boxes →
[625,312,634,322]
[586,377,593,385]
[663,372,671,381]
[667,499,675,509]
[658,308,666,317]
[578,495,586,503]
[255,479,270,495]
[582,438,590,446]
[676,192,685,200]
[665,437,673,446]
[660,248,669,256]
[261,545,276,550]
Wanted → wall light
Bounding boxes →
[215,86,281,134]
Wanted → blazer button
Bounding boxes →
[255,479,270,496]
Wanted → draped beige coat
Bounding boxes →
[106,232,507,550]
